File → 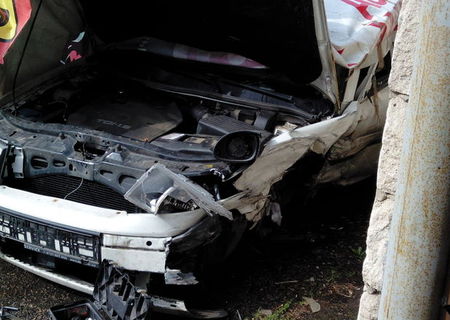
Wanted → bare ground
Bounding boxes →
[0,178,375,320]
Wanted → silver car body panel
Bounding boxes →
[311,0,341,110]
[234,86,389,222]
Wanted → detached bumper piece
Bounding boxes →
[94,262,152,320]
[50,261,152,320]
[49,261,228,320]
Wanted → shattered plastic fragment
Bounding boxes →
[125,164,233,220]
[303,297,321,313]
[165,269,199,285]
[269,202,282,226]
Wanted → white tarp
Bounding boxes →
[325,0,402,68]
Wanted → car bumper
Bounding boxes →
[0,185,245,274]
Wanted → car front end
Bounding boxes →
[0,0,399,316]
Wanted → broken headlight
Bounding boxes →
[146,187,198,213]
[124,164,233,219]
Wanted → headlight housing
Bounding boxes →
[125,164,233,219]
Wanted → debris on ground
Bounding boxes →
[302,298,321,313]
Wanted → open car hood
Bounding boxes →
[80,0,323,84]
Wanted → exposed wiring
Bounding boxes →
[11,0,44,111]
[63,177,84,200]
[64,142,87,200]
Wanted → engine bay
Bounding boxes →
[10,51,333,159]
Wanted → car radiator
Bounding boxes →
[4,175,139,213]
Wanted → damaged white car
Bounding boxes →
[0,0,400,317]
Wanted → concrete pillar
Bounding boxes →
[377,0,450,318]
[358,0,419,319]
[359,0,450,318]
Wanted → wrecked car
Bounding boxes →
[0,0,400,317]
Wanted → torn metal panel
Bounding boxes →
[342,69,360,107]
[328,131,382,161]
[327,86,389,161]
[356,63,378,101]
[235,87,389,214]
[311,0,341,108]
[101,234,171,273]
[101,247,167,273]
[317,143,382,186]
[234,101,361,197]
[125,164,233,220]
[164,269,199,285]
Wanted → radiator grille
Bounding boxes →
[5,175,140,213]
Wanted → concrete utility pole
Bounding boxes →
[377,1,450,319]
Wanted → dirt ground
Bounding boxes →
[0,178,375,320]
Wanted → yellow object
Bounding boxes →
[0,0,17,41]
